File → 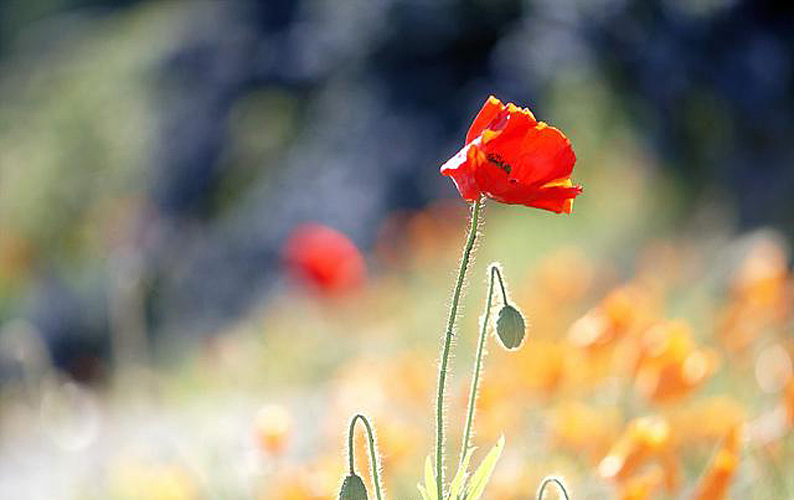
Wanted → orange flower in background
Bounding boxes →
[440,96,582,213]
[568,284,657,353]
[283,223,366,295]
[784,379,794,426]
[599,416,679,492]
[666,397,745,446]
[634,320,719,404]
[618,466,666,500]
[263,461,340,500]
[504,338,567,397]
[732,237,790,313]
[551,401,621,463]
[690,427,741,500]
[717,237,792,353]
[254,404,292,455]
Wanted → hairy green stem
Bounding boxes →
[537,477,570,500]
[459,265,508,464]
[347,414,384,500]
[435,197,482,500]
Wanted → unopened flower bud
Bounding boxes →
[495,304,526,349]
[339,473,368,500]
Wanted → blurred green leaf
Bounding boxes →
[449,447,475,500]
[463,436,504,500]
[420,455,438,500]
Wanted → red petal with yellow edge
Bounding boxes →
[465,96,506,144]
[442,95,580,211]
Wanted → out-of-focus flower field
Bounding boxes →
[1,1,793,499]
[3,163,793,499]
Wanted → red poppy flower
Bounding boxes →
[441,96,582,213]
[283,223,366,295]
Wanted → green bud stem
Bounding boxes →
[537,477,571,500]
[459,264,508,465]
[347,414,384,500]
[435,197,483,500]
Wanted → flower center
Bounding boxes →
[486,153,512,174]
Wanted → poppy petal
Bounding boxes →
[465,96,506,144]
[440,140,482,201]
[442,95,580,212]
[489,183,582,213]
[517,124,576,186]
[484,123,575,188]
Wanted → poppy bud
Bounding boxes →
[339,473,368,500]
[496,304,526,349]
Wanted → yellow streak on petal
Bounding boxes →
[468,143,487,165]
[540,177,574,189]
[481,129,501,144]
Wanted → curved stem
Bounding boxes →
[537,477,570,500]
[493,266,508,305]
[459,265,507,464]
[435,197,483,500]
[347,414,384,500]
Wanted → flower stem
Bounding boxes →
[459,265,507,464]
[537,477,570,500]
[435,197,483,500]
[348,414,384,500]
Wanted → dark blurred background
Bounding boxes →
[1,0,792,382]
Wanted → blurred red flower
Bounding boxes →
[441,96,582,213]
[283,223,366,295]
